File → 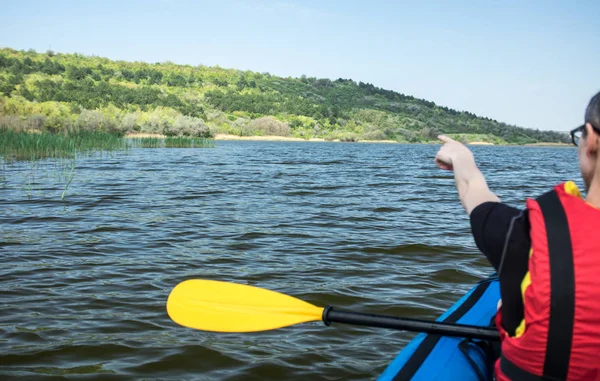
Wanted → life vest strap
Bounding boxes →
[500,355,564,381]
[537,190,575,380]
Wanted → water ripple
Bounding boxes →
[0,142,579,380]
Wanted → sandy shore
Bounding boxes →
[124,133,167,138]
[524,142,572,147]
[357,139,399,144]
[468,141,495,145]
[213,134,326,142]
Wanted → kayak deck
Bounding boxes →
[378,276,500,381]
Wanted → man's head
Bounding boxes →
[572,91,600,192]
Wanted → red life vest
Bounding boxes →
[495,182,600,381]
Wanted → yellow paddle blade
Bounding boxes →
[166,279,324,332]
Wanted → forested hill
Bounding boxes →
[0,48,569,144]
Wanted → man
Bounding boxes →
[434,90,600,380]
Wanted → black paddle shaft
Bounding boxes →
[322,306,500,342]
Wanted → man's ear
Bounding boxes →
[585,123,599,156]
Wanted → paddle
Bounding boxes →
[166,279,500,341]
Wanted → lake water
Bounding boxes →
[0,141,579,380]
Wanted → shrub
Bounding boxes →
[362,130,388,141]
[165,115,212,138]
[75,110,103,132]
[140,108,175,135]
[247,116,290,136]
[420,127,441,140]
[121,112,141,133]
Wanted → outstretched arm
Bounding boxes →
[434,135,500,215]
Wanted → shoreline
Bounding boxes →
[214,133,401,144]
[124,133,166,138]
[523,142,572,147]
[468,141,494,146]
[123,133,571,147]
[213,134,327,142]
[212,134,572,146]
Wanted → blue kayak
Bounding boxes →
[378,276,500,381]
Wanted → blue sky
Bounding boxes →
[1,0,598,131]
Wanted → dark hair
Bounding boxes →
[584,90,600,137]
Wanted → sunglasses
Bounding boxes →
[570,123,600,146]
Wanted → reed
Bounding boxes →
[129,137,162,148]
[164,137,215,148]
[0,130,74,161]
[125,136,215,148]
[68,131,127,153]
[1,159,6,185]
[61,159,76,200]
[165,136,192,148]
[195,138,216,148]
[0,130,128,162]
[0,131,215,162]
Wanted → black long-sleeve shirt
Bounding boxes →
[470,202,531,336]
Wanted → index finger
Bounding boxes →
[437,135,456,144]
